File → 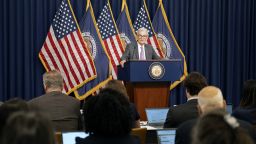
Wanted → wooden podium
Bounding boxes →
[117,60,183,120]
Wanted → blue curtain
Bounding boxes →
[1,0,255,108]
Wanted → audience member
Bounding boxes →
[232,80,256,125]
[1,111,55,144]
[192,110,253,144]
[28,70,81,131]
[164,72,207,128]
[76,88,139,144]
[0,98,29,137]
[175,86,256,144]
[0,101,3,106]
[105,80,141,128]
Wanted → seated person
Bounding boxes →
[175,86,256,144]
[0,98,29,137]
[232,80,256,125]
[164,72,207,128]
[28,70,81,131]
[1,111,55,144]
[192,110,253,144]
[76,88,140,144]
[104,80,140,128]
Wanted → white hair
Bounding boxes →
[198,86,224,112]
[137,27,149,35]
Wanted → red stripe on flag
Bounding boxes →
[109,37,121,64]
[103,40,116,68]
[62,37,81,84]
[42,42,69,92]
[152,35,163,57]
[69,33,88,80]
[39,49,69,92]
[77,31,96,75]
[115,35,125,56]
[39,51,51,71]
[47,32,74,89]
[147,39,152,45]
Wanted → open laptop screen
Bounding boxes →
[157,129,176,144]
[62,132,89,144]
[145,108,169,126]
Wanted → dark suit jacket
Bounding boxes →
[232,106,256,125]
[175,117,256,144]
[28,91,81,131]
[75,135,140,144]
[164,99,199,128]
[121,43,160,61]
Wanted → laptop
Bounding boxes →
[157,129,176,144]
[145,108,169,128]
[226,104,233,114]
[62,132,89,144]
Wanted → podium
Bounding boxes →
[117,60,183,120]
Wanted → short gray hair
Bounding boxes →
[137,27,149,35]
[43,70,63,89]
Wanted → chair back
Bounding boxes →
[55,132,62,144]
[131,128,147,144]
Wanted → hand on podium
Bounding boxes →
[120,60,126,68]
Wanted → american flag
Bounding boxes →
[97,2,124,79]
[133,2,163,58]
[39,0,96,94]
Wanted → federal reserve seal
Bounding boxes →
[82,32,97,59]
[148,62,165,79]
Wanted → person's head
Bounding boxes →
[136,27,149,45]
[198,86,226,114]
[1,111,55,144]
[43,70,63,93]
[239,80,256,107]
[183,72,207,98]
[104,80,129,100]
[0,98,29,136]
[192,110,253,144]
[83,88,132,137]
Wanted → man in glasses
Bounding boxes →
[120,27,160,67]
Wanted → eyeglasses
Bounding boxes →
[138,34,148,38]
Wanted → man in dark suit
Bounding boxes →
[28,70,81,131]
[164,72,207,128]
[175,86,256,144]
[120,27,160,67]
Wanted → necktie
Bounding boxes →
[140,47,145,60]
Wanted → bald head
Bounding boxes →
[198,86,225,113]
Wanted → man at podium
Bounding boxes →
[120,27,160,67]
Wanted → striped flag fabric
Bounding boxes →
[39,0,96,94]
[152,0,188,90]
[133,0,164,58]
[74,1,112,100]
[116,0,136,47]
[97,0,124,79]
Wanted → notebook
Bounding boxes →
[145,108,169,128]
[226,104,233,114]
[157,129,176,144]
[62,132,89,144]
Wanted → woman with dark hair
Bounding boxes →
[232,80,256,125]
[76,88,139,144]
[104,80,141,128]
[192,110,253,144]
[0,98,30,137]
[1,111,55,144]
